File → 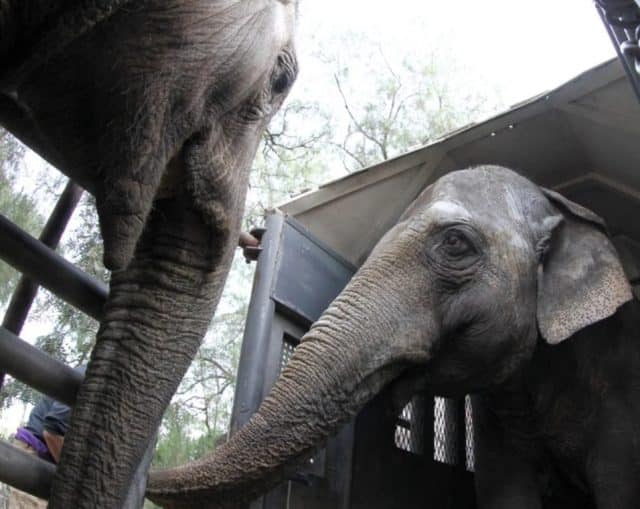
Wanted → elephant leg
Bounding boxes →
[49,194,238,508]
[471,395,543,509]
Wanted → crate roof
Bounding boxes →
[279,58,640,267]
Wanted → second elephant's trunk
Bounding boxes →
[147,259,437,508]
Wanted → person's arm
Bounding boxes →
[42,429,64,463]
[238,230,262,262]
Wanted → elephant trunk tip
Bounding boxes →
[98,207,146,271]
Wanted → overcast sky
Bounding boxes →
[296,0,615,106]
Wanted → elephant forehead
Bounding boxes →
[423,200,472,221]
[432,169,535,226]
[428,171,537,254]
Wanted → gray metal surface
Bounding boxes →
[595,1,640,102]
[121,435,157,509]
[272,218,355,326]
[1,180,83,391]
[230,212,286,433]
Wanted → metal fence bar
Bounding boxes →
[229,212,285,434]
[0,326,154,506]
[1,180,84,390]
[0,439,55,501]
[2,180,84,334]
[0,213,107,321]
[0,326,83,406]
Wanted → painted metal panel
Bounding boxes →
[271,217,356,326]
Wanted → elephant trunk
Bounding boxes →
[47,192,241,509]
[146,258,437,509]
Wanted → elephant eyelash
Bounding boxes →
[271,49,298,95]
[425,227,484,289]
[437,227,480,260]
[536,234,552,262]
[272,66,295,95]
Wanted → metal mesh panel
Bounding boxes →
[394,396,426,455]
[280,334,297,373]
[434,397,459,465]
[433,396,475,471]
[465,396,475,472]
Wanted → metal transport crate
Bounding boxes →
[231,57,640,508]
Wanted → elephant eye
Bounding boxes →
[272,68,293,95]
[441,230,475,258]
[271,50,298,95]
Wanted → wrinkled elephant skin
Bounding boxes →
[0,1,298,507]
[147,166,638,509]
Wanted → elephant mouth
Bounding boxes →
[98,133,204,271]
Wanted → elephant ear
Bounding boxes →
[536,188,632,344]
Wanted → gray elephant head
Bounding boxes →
[146,165,631,508]
[1,1,297,507]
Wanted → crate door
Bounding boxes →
[230,211,356,509]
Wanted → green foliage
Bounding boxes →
[32,194,106,365]
[0,130,43,306]
[153,403,223,469]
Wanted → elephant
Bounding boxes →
[146,165,639,509]
[0,1,298,507]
